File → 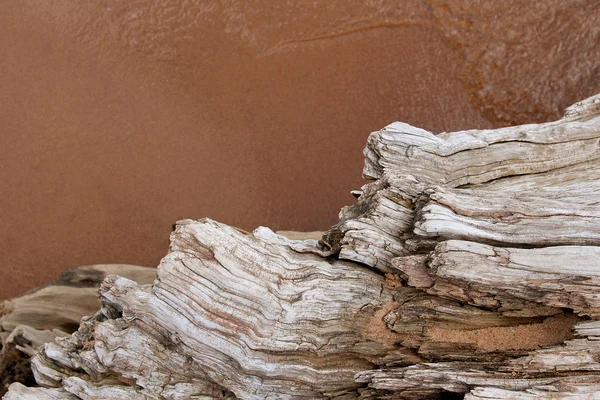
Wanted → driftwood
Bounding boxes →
[2,93,600,399]
[0,264,157,396]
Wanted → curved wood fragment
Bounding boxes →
[413,188,600,247]
[394,241,600,317]
[363,94,600,185]
[14,220,404,399]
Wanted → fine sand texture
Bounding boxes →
[1,0,599,299]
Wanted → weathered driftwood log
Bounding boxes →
[323,94,600,274]
[3,93,600,399]
[0,264,156,396]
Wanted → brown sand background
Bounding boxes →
[1,1,599,299]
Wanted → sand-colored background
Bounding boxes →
[1,1,599,299]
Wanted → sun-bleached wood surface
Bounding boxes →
[3,93,600,399]
[0,264,156,396]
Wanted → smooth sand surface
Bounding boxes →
[1,1,598,299]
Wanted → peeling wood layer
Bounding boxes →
[394,241,600,316]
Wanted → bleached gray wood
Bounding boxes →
[1,264,156,333]
[320,175,425,273]
[357,317,600,398]
[393,240,600,317]
[321,93,600,273]
[4,93,600,399]
[465,386,600,400]
[357,364,600,399]
[2,384,77,400]
[413,187,600,247]
[467,158,600,192]
[15,220,404,399]
[0,264,156,398]
[363,93,600,185]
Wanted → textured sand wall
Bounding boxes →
[1,0,598,298]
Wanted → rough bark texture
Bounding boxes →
[3,93,600,399]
